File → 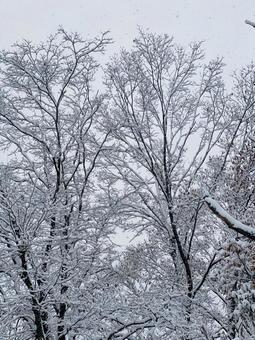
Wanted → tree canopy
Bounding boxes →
[0,29,254,340]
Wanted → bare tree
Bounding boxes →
[105,30,228,339]
[1,27,255,340]
[0,29,116,339]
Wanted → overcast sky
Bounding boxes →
[0,0,255,74]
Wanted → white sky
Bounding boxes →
[0,0,255,74]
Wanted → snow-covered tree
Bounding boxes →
[0,27,255,340]
[202,64,255,339]
[105,30,229,339]
[0,29,118,340]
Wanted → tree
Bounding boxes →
[202,64,255,339]
[105,30,229,339]
[0,29,117,339]
[1,27,255,340]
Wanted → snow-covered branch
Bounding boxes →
[245,19,255,28]
[204,195,255,240]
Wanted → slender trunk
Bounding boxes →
[33,305,49,340]
[19,249,50,339]
[57,302,67,340]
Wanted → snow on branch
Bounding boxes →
[204,195,255,241]
[245,19,255,28]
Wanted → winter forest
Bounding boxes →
[0,23,255,340]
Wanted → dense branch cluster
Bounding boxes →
[0,29,254,340]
